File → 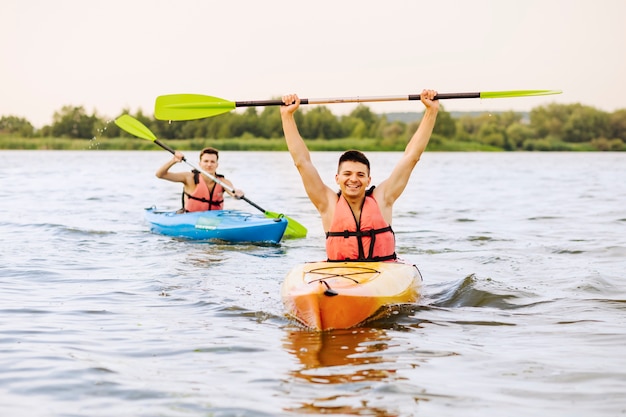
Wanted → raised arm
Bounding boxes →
[280,94,336,215]
[155,151,191,184]
[375,89,439,210]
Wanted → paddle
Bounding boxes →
[114,114,307,239]
[154,89,562,121]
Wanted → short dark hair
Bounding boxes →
[200,147,219,160]
[338,150,370,173]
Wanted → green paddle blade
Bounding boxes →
[480,89,562,99]
[114,114,157,141]
[265,210,307,239]
[155,89,562,121]
[155,94,236,121]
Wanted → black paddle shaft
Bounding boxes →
[233,92,482,108]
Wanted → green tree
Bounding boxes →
[529,103,570,140]
[478,127,505,148]
[609,109,626,141]
[257,106,283,138]
[232,107,260,138]
[301,106,344,139]
[476,115,506,148]
[0,116,35,137]
[215,113,237,138]
[98,119,120,138]
[498,111,523,127]
[432,105,456,138]
[180,119,203,139]
[380,121,407,148]
[506,123,534,149]
[454,115,480,142]
[562,105,610,143]
[342,117,367,138]
[153,119,187,140]
[196,114,229,138]
[591,137,625,151]
[51,105,99,138]
[373,116,390,141]
[348,105,379,137]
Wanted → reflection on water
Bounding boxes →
[283,328,409,415]
[284,328,391,373]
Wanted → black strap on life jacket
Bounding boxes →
[181,170,225,211]
[326,186,397,262]
[326,226,397,262]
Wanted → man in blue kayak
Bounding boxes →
[155,147,244,212]
[279,90,439,261]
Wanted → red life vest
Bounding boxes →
[183,170,225,212]
[325,190,397,262]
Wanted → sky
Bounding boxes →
[1,0,625,128]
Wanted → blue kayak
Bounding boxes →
[144,207,288,244]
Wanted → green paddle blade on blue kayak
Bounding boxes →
[265,210,307,239]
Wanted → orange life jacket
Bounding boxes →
[183,170,225,212]
[325,189,397,262]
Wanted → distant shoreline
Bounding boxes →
[0,136,600,152]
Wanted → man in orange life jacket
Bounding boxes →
[280,90,439,262]
[155,147,244,212]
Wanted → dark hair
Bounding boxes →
[338,150,370,173]
[199,147,219,160]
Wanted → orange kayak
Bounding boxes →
[281,261,422,331]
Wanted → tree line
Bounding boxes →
[1,101,625,151]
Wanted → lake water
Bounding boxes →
[1,150,625,416]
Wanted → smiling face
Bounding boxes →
[335,160,371,199]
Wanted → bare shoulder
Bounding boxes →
[179,171,197,186]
